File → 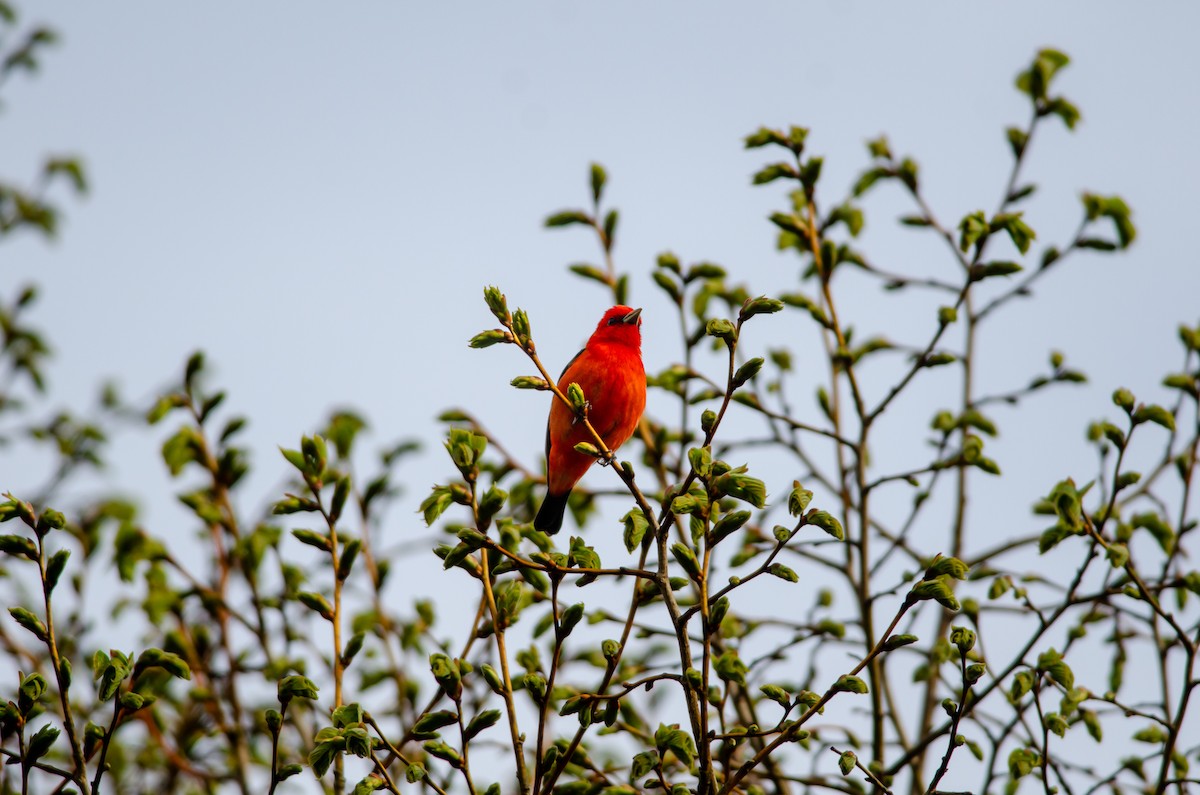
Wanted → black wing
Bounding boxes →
[546,347,586,459]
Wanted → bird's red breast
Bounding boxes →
[546,306,646,497]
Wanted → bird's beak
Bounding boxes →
[622,308,642,325]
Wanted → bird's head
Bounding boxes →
[589,305,642,348]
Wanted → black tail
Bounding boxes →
[534,491,570,534]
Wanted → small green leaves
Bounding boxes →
[973,261,1023,280]
[950,626,976,656]
[558,602,585,638]
[413,710,458,739]
[1008,747,1041,780]
[483,285,510,324]
[590,163,607,204]
[806,510,843,540]
[838,750,856,776]
[1016,47,1070,103]
[567,382,587,414]
[732,358,764,389]
[445,428,487,478]
[910,578,960,612]
[574,441,602,458]
[955,210,984,253]
[465,709,501,741]
[832,675,868,694]
[759,683,791,709]
[768,563,799,583]
[1132,725,1167,744]
[0,533,37,559]
[706,318,737,345]
[739,296,784,321]
[278,675,320,704]
[622,508,650,553]
[752,162,798,185]
[991,212,1036,254]
[671,543,702,581]
[925,555,969,581]
[134,648,191,680]
[510,375,549,390]
[10,606,47,640]
[545,210,591,228]
[499,310,529,350]
[787,482,813,516]
[1081,193,1136,249]
[298,591,334,620]
[469,329,513,349]
[713,471,767,508]
[1037,648,1075,692]
[710,510,750,545]
[744,125,807,155]
[883,634,919,652]
[632,749,661,780]
[714,650,748,686]
[420,485,454,526]
[1132,403,1175,432]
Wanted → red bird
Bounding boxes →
[534,305,646,534]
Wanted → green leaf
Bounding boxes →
[9,607,47,640]
[882,634,918,652]
[732,358,764,388]
[739,296,784,321]
[671,543,702,581]
[787,483,813,516]
[590,163,607,204]
[1131,513,1175,554]
[413,709,459,737]
[298,591,334,620]
[852,166,892,197]
[0,533,37,559]
[545,210,591,228]
[26,723,59,764]
[420,486,454,526]
[992,212,1036,254]
[806,510,843,540]
[1006,126,1028,157]
[910,578,960,611]
[768,563,799,583]
[714,472,766,508]
[469,329,512,349]
[714,650,747,686]
[631,749,661,779]
[622,508,650,553]
[925,555,969,580]
[706,318,737,344]
[1132,404,1175,431]
[832,674,868,694]
[1132,725,1166,744]
[752,162,798,185]
[465,709,501,741]
[759,684,791,709]
[710,510,750,545]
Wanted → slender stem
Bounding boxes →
[477,548,530,795]
[35,532,91,795]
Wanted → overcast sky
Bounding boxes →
[4,2,1199,691]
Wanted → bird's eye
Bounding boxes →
[607,316,621,326]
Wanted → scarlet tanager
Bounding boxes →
[533,305,646,534]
